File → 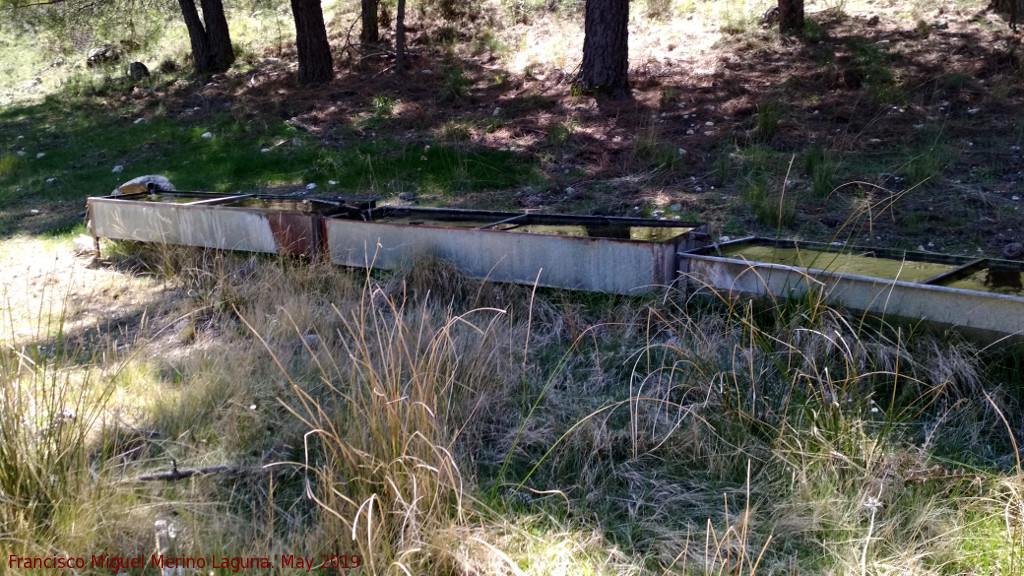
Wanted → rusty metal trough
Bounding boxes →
[681,237,1024,337]
[88,192,370,258]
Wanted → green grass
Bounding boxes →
[0,81,539,235]
[805,145,838,197]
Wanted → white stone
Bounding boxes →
[45,177,57,185]
[72,235,95,255]
[201,132,213,139]
[112,174,176,195]
[134,118,145,124]
[112,165,124,174]
[35,152,45,159]
[305,183,317,191]
[328,180,338,185]
[967,108,980,114]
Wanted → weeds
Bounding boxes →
[753,97,781,141]
[804,146,837,197]
[441,64,472,101]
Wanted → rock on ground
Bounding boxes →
[111,175,177,196]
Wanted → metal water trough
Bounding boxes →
[326,207,707,295]
[681,237,1024,337]
[88,192,708,295]
[87,192,371,258]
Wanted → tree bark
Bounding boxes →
[360,0,379,44]
[176,0,234,74]
[177,0,213,73]
[200,0,234,71]
[581,0,630,100]
[778,0,804,34]
[394,0,406,74]
[290,0,334,84]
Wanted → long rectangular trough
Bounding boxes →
[681,237,1024,337]
[87,192,371,258]
[326,207,707,295]
[87,190,1024,338]
[88,192,708,295]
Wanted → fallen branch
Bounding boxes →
[135,461,241,482]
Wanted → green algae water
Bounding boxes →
[225,198,326,212]
[941,267,1024,295]
[377,216,499,229]
[138,194,207,204]
[511,225,693,242]
[719,244,956,283]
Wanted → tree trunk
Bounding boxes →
[177,0,234,74]
[200,0,234,71]
[581,0,630,100]
[778,0,804,34]
[290,0,334,84]
[177,0,214,73]
[394,0,406,74]
[360,0,379,44]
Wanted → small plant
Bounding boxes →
[712,147,734,185]
[754,96,782,141]
[755,192,796,226]
[440,119,472,141]
[742,169,770,208]
[371,94,397,117]
[805,146,838,197]
[547,119,577,147]
[848,39,904,106]
[660,85,680,106]
[441,64,472,101]
[645,0,674,20]
[471,31,508,57]
[718,0,758,34]
[0,153,23,179]
[633,122,683,171]
[902,144,945,185]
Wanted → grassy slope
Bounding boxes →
[2,0,1024,574]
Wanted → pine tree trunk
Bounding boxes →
[360,0,379,44]
[394,0,406,74]
[200,0,235,72]
[290,0,334,84]
[177,0,214,73]
[581,0,630,100]
[778,0,804,34]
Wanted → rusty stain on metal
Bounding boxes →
[267,212,319,258]
[88,193,372,258]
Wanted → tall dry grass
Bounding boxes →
[4,239,1024,574]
